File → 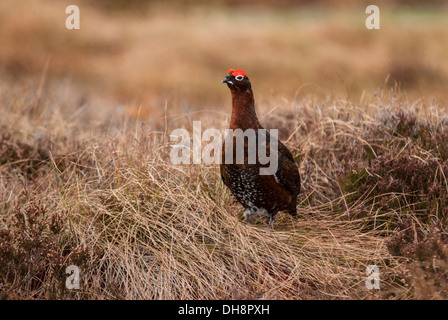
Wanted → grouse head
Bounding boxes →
[222,69,251,92]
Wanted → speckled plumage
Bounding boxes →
[220,69,301,228]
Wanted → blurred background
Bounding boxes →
[1,0,447,119]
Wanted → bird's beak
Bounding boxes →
[222,75,233,85]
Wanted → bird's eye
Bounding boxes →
[235,75,244,81]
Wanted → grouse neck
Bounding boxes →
[229,88,262,130]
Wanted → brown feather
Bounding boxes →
[220,70,301,227]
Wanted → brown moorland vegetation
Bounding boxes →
[1,0,448,299]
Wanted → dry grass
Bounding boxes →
[1,0,448,300]
[1,76,447,299]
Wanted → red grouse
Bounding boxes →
[221,69,301,228]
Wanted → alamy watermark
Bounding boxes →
[365,265,380,290]
[65,5,80,30]
[170,121,279,175]
[65,5,380,31]
[65,265,80,290]
[365,5,380,30]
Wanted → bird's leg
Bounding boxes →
[243,209,254,224]
[266,214,275,229]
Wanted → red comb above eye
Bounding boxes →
[226,69,246,77]
[232,69,246,77]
